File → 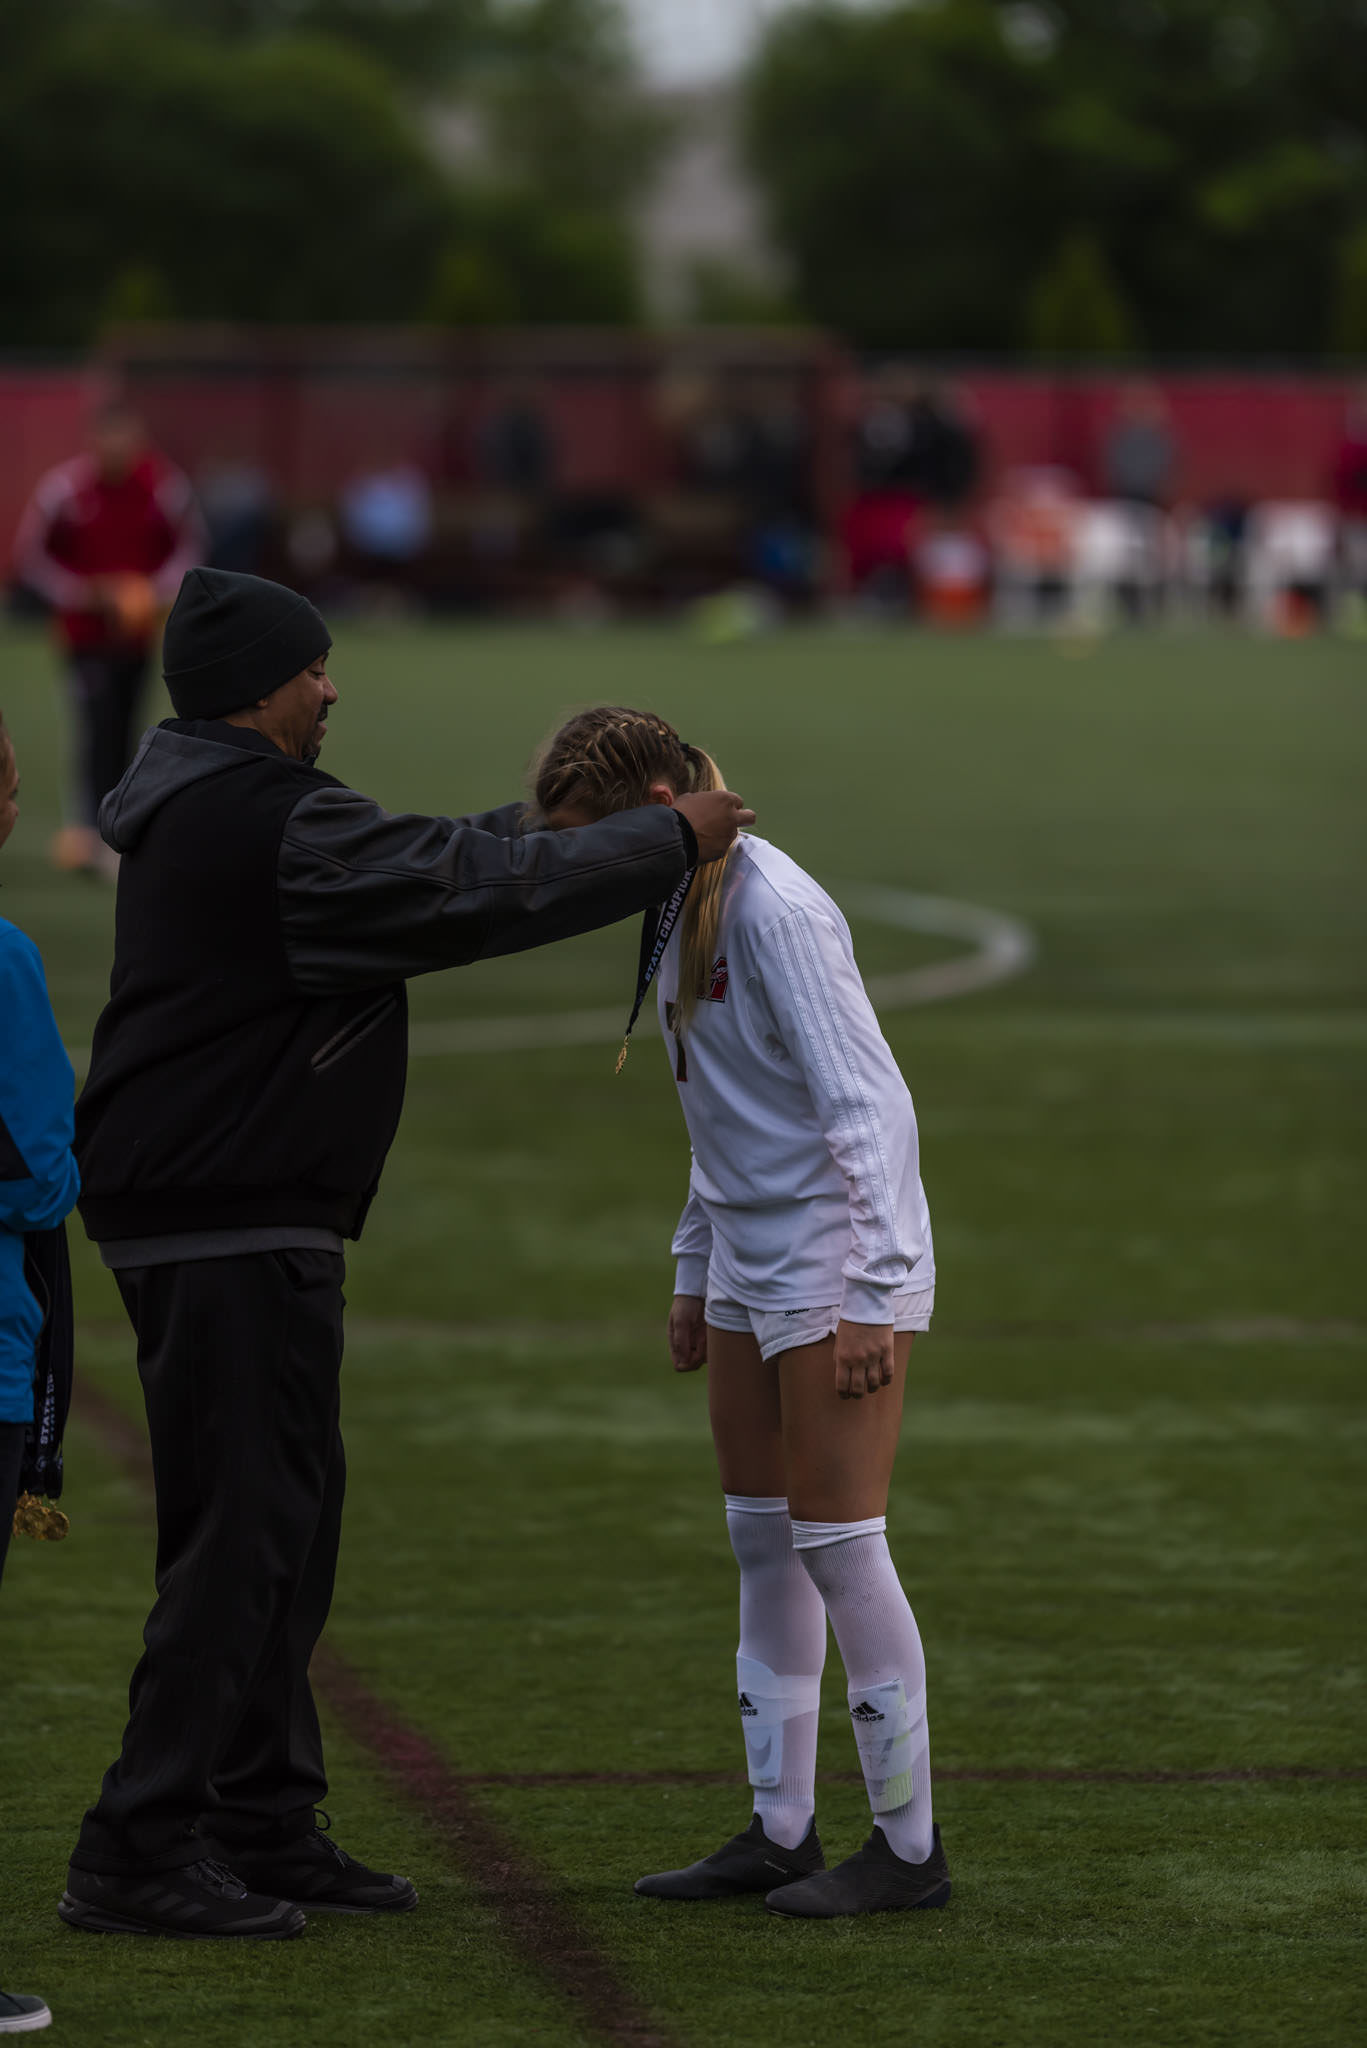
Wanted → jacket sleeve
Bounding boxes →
[0,932,80,1236]
[757,907,930,1324]
[277,785,692,994]
[11,465,90,610]
[670,1163,713,1297]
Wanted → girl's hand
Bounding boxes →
[834,1320,894,1400]
[668,1295,708,1372]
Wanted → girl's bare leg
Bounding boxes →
[779,1332,914,1522]
[706,1324,785,1497]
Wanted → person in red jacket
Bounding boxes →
[12,401,204,877]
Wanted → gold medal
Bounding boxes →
[615,1037,631,1076]
[12,1492,70,1542]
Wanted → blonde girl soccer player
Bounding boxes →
[535,707,947,1921]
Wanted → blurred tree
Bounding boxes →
[0,0,656,342]
[424,189,640,324]
[1330,224,1367,356]
[687,257,800,328]
[744,0,1367,354]
[1026,230,1138,356]
[0,22,452,342]
[483,0,671,216]
[99,263,180,329]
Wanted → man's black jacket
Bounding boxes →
[76,721,692,1244]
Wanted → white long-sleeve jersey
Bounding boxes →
[659,835,934,1324]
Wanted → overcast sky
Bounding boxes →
[624,0,879,87]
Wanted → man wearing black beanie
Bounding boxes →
[61,568,754,1940]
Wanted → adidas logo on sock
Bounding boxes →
[850,1699,885,1723]
[738,1692,759,1717]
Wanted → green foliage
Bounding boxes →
[98,262,178,329]
[1329,222,1367,356]
[1026,229,1138,357]
[686,256,800,328]
[0,0,653,343]
[426,190,641,325]
[482,0,672,216]
[0,22,451,343]
[745,0,1367,354]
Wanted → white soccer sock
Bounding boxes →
[724,1495,827,1850]
[793,1520,935,1865]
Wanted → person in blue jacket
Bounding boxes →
[1,710,77,2038]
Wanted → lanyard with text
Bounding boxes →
[616,869,695,1074]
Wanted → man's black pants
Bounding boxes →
[66,647,150,828]
[0,1420,26,1591]
[72,1250,346,1874]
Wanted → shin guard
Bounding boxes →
[847,1678,925,1814]
[737,1655,821,1792]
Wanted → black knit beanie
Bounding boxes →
[162,568,330,720]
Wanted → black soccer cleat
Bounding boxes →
[58,1858,306,1939]
[766,1822,951,1918]
[0,1989,52,2035]
[220,1815,418,1915]
[634,1814,824,1901]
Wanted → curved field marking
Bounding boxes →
[62,886,1037,1071]
[404,885,1037,1059]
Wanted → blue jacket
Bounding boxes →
[0,916,79,1423]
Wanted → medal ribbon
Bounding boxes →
[616,868,695,1073]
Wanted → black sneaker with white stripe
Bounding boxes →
[58,1859,306,1939]
[0,1990,52,2034]
[634,1815,824,1901]
[766,1822,951,1918]
[220,1812,418,1915]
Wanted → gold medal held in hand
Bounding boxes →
[12,1492,70,1542]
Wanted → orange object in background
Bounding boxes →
[1273,587,1319,637]
[49,825,99,872]
[914,525,991,627]
[103,572,159,641]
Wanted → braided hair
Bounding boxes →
[532,706,734,1038]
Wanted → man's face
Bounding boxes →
[0,746,19,854]
[91,412,143,482]
[262,654,337,760]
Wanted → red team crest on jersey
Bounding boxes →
[704,957,729,1003]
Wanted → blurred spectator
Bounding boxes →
[846,369,921,609]
[988,466,1080,624]
[286,507,340,591]
[854,374,981,510]
[12,401,204,876]
[1190,500,1250,618]
[198,458,274,576]
[913,520,991,627]
[476,382,557,496]
[907,384,981,510]
[1102,383,1176,506]
[740,376,818,602]
[1331,387,1367,602]
[339,464,434,569]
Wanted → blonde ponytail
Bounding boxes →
[673,745,733,1039]
[531,708,739,1045]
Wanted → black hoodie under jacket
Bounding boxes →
[76,720,693,1245]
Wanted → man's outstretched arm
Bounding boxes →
[277,785,749,994]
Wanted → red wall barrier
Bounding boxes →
[2,339,1361,568]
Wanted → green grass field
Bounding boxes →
[0,621,1364,2047]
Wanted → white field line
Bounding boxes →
[64,888,1031,1070]
[403,886,1038,1059]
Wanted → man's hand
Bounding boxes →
[674,790,755,863]
[834,1320,894,1400]
[668,1294,708,1372]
